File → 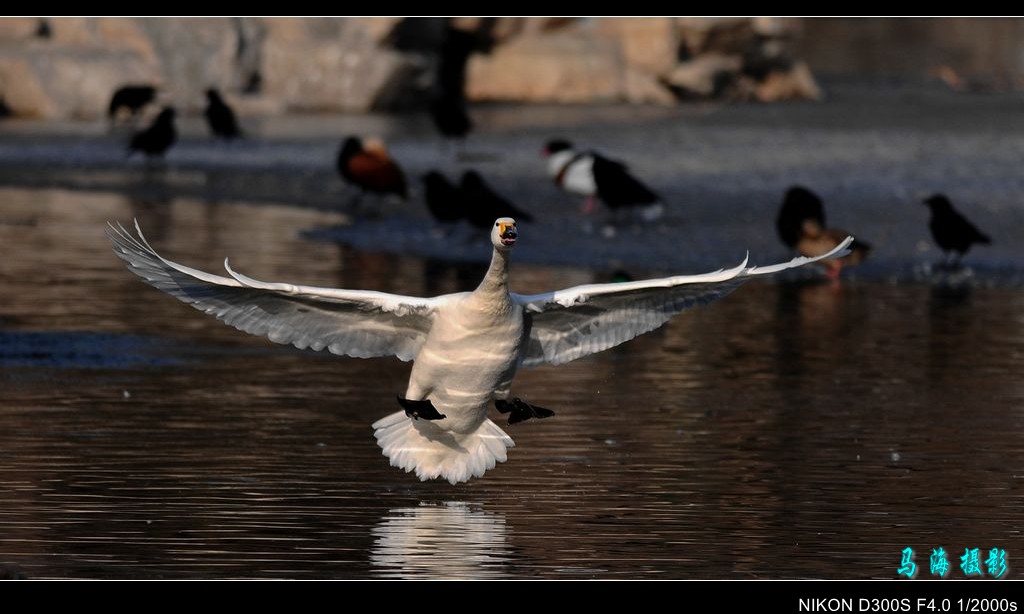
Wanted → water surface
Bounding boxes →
[1,188,1022,579]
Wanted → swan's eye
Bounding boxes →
[495,223,499,227]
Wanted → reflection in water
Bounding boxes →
[929,282,972,311]
[336,244,400,291]
[927,283,975,382]
[127,194,172,242]
[370,502,511,579]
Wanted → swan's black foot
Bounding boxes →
[495,398,555,425]
[397,396,446,421]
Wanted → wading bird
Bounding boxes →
[777,186,870,280]
[543,139,663,222]
[336,136,408,208]
[109,218,850,484]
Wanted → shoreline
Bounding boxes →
[2,85,1022,283]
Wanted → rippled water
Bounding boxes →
[1,188,1023,579]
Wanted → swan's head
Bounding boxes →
[491,217,518,251]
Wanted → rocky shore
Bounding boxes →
[0,17,820,119]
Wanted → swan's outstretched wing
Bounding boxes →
[514,238,853,367]
[108,220,438,361]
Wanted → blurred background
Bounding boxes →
[4,17,1024,117]
[1,17,1023,580]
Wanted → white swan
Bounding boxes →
[108,218,851,484]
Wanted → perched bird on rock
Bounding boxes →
[109,85,157,125]
[204,88,242,139]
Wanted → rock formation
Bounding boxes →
[0,17,821,120]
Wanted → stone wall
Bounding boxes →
[465,17,819,104]
[0,17,820,120]
[795,18,1024,90]
[0,17,158,118]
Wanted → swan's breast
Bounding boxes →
[420,296,522,368]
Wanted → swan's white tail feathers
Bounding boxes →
[372,411,515,485]
[373,410,408,430]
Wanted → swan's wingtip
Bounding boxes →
[827,236,855,260]
[223,257,248,286]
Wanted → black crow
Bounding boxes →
[204,89,242,139]
[776,185,825,249]
[422,171,466,223]
[460,170,534,229]
[128,107,176,159]
[924,194,991,266]
[109,85,157,123]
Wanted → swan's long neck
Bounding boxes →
[475,247,510,299]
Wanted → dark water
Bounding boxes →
[1,188,1022,579]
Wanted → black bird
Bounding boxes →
[924,194,991,267]
[459,170,534,230]
[337,136,408,203]
[429,27,479,144]
[204,89,242,139]
[128,107,176,159]
[422,171,466,224]
[35,18,51,39]
[109,85,157,124]
[543,139,663,221]
[776,185,825,249]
